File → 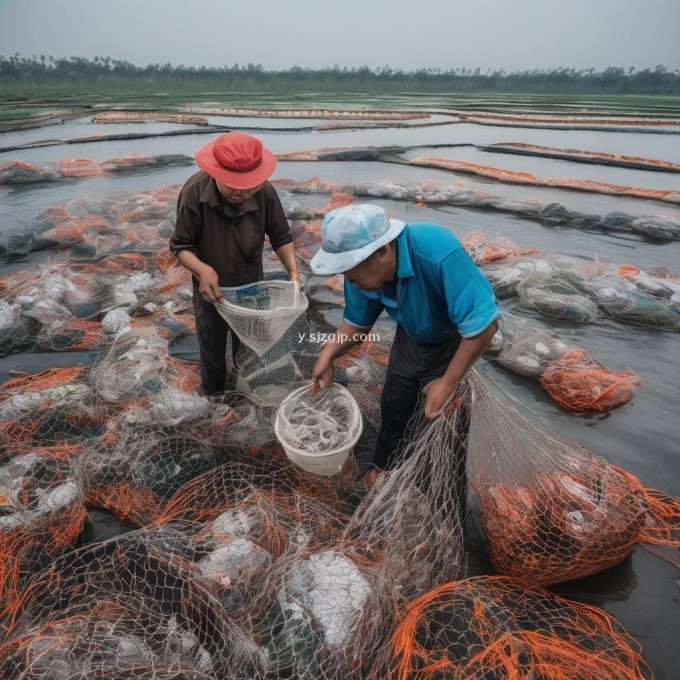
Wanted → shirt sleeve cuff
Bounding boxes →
[270,233,294,250]
[168,243,198,255]
[458,307,500,338]
[342,316,375,330]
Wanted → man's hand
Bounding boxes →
[290,271,306,293]
[422,377,457,419]
[311,355,334,395]
[198,266,224,304]
[362,467,383,490]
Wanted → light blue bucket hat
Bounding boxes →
[310,204,405,275]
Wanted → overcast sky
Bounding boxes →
[1,0,678,72]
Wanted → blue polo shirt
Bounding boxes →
[343,223,499,344]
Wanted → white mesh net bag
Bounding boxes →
[215,281,308,356]
[274,384,363,477]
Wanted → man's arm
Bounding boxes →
[310,321,371,394]
[422,320,499,418]
[274,242,300,285]
[170,184,224,304]
[265,184,299,283]
[175,251,223,304]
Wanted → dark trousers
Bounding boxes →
[373,327,463,469]
[192,280,241,395]
[373,327,471,520]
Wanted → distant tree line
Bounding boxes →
[1,54,679,95]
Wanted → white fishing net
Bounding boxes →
[215,281,308,356]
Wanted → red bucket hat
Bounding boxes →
[195,133,277,190]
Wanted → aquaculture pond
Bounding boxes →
[0,100,678,679]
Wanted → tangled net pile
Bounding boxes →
[472,245,680,331]
[467,369,678,585]
[392,576,652,680]
[0,172,676,677]
[491,314,641,413]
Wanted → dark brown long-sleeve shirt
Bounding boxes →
[169,170,292,287]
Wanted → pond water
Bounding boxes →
[1,108,679,679]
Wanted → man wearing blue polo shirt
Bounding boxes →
[310,204,499,489]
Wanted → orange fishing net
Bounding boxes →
[131,311,196,341]
[320,274,345,295]
[462,231,538,265]
[468,369,679,584]
[40,215,108,247]
[91,111,209,125]
[409,156,679,201]
[613,466,680,549]
[488,142,680,171]
[167,357,203,393]
[56,158,104,178]
[0,366,86,394]
[540,349,641,413]
[37,319,103,351]
[459,110,680,127]
[153,247,178,273]
[477,460,647,583]
[325,191,354,212]
[618,264,642,281]
[410,157,538,183]
[0,527,256,677]
[155,454,343,529]
[0,160,60,184]
[0,453,86,619]
[392,576,651,680]
[98,252,150,274]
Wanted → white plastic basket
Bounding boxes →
[274,383,363,477]
[215,280,308,356]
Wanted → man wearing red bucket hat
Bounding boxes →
[170,133,300,394]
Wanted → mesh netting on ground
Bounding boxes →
[482,254,680,330]
[248,542,391,679]
[91,111,209,125]
[492,314,641,412]
[0,526,262,679]
[0,253,197,354]
[0,452,85,619]
[391,576,652,680]
[0,184,338,259]
[0,175,677,676]
[345,380,472,601]
[180,107,429,121]
[0,350,674,677]
[467,369,678,584]
[457,110,680,132]
[461,230,538,265]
